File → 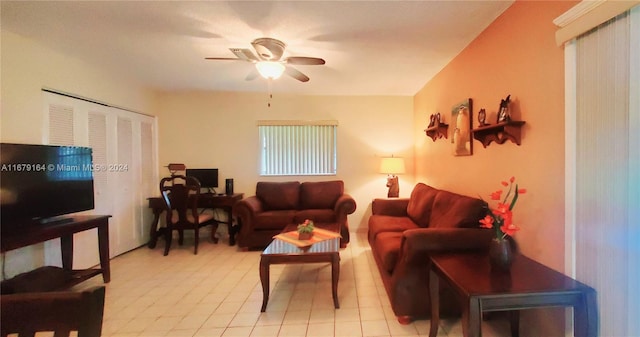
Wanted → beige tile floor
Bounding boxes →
[79,231,511,337]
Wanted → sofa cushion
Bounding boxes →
[406,183,438,227]
[368,215,419,244]
[429,190,486,228]
[373,232,403,273]
[300,181,344,209]
[294,209,337,224]
[256,181,300,210]
[253,210,297,230]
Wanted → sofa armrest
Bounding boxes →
[372,198,410,216]
[334,193,357,216]
[233,196,264,219]
[400,228,494,265]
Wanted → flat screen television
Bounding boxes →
[1,143,95,229]
[185,168,218,190]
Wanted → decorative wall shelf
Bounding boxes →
[424,121,449,142]
[472,120,526,147]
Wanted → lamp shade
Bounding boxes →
[255,61,285,79]
[380,157,405,174]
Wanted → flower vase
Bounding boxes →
[298,231,313,240]
[489,239,513,272]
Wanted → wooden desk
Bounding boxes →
[1,215,111,291]
[428,253,598,337]
[147,193,243,247]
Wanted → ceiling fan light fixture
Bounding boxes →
[256,61,285,79]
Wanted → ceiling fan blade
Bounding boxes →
[245,68,259,81]
[285,57,326,65]
[205,57,242,61]
[230,48,259,62]
[285,66,310,82]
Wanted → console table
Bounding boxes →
[429,253,598,337]
[147,193,243,247]
[1,215,111,292]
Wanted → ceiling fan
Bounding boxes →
[205,37,325,82]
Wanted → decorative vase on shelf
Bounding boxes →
[298,231,314,240]
[489,238,513,272]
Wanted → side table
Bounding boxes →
[428,253,598,337]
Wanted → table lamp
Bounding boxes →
[380,156,405,198]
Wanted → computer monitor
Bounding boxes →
[185,168,219,189]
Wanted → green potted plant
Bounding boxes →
[297,219,315,240]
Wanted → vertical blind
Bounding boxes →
[572,7,639,337]
[259,121,337,176]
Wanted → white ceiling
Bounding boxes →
[1,1,513,96]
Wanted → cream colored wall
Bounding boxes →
[1,30,155,144]
[413,1,577,335]
[154,91,414,232]
[0,30,154,277]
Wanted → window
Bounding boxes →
[259,120,337,176]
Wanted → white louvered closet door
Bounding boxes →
[45,95,99,268]
[43,91,158,262]
[139,121,156,240]
[88,112,110,216]
[113,117,137,254]
[48,103,74,146]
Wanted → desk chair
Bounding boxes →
[0,286,106,337]
[160,175,216,255]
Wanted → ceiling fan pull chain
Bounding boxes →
[267,78,273,108]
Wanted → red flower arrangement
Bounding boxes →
[480,176,527,240]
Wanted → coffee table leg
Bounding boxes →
[429,269,440,337]
[260,256,270,312]
[332,253,340,308]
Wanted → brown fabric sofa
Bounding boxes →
[234,180,357,250]
[368,183,493,324]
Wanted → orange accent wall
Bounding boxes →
[414,2,578,331]
[414,0,577,269]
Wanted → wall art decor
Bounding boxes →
[428,114,436,128]
[497,94,511,123]
[451,98,473,156]
[477,108,487,126]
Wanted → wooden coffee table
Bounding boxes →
[260,237,340,312]
[428,253,598,337]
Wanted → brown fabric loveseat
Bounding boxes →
[234,180,356,250]
[368,183,493,324]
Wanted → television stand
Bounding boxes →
[1,215,111,294]
[37,216,75,226]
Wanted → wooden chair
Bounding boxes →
[160,175,216,255]
[0,286,106,337]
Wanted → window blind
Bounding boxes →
[259,121,337,176]
[566,7,639,337]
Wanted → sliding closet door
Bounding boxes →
[44,94,99,268]
[139,121,156,240]
[43,91,158,263]
[113,116,138,254]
